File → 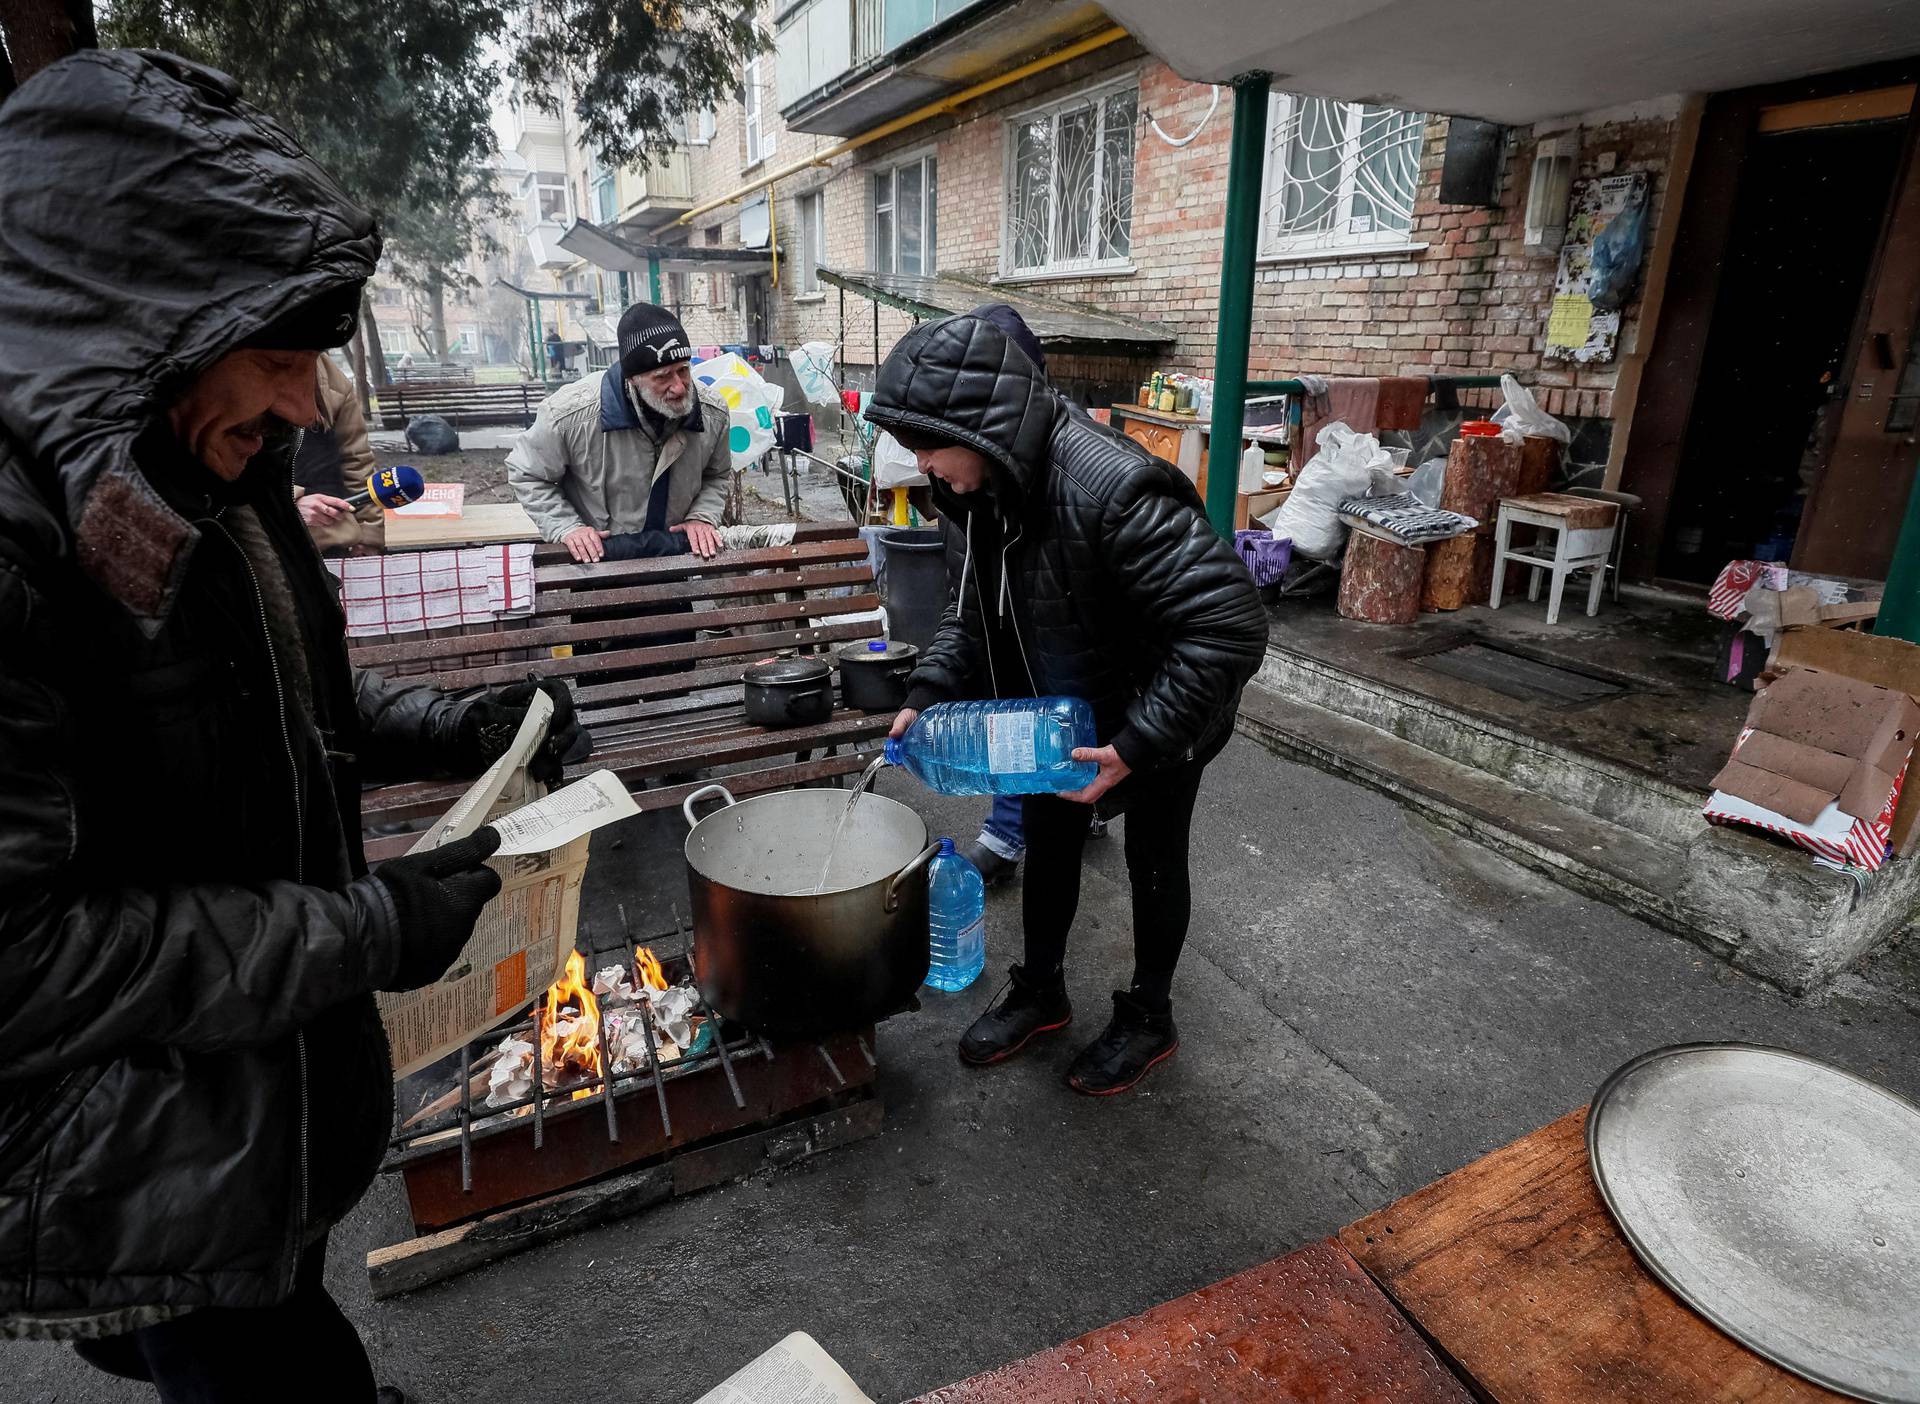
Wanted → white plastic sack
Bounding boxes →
[870,430,928,489]
[792,341,840,408]
[692,353,785,468]
[1490,372,1571,445]
[1404,457,1448,507]
[1268,421,1392,561]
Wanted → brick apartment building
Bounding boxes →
[525,0,1919,584]
[549,2,1686,496]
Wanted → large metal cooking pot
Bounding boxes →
[683,783,937,1036]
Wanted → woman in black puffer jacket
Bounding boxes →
[866,308,1268,1095]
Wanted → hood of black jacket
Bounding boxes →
[864,312,1061,518]
[0,49,381,629]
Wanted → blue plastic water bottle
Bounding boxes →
[883,697,1098,795]
[925,839,986,992]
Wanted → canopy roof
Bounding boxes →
[818,266,1176,349]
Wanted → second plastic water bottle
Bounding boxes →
[884,697,1098,795]
[925,839,986,992]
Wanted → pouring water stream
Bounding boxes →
[809,753,891,893]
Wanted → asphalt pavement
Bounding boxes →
[11,736,1918,1403]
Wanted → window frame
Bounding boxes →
[1258,94,1428,260]
[794,189,826,295]
[531,170,570,226]
[870,147,937,277]
[1000,77,1139,278]
[743,61,775,167]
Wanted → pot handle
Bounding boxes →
[884,841,943,913]
[682,783,738,830]
[786,680,832,717]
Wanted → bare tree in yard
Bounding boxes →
[2,0,764,363]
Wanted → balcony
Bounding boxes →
[774,0,1110,136]
[613,151,694,230]
[525,222,576,270]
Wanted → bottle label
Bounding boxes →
[986,711,1037,773]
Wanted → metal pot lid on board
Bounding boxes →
[743,656,831,685]
[837,639,920,664]
[1587,1043,1920,1403]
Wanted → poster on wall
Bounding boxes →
[1543,171,1650,366]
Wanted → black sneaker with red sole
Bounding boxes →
[1066,991,1178,1096]
[958,964,1072,1065]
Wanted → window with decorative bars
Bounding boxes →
[872,153,936,276]
[1260,96,1426,257]
[1004,82,1136,276]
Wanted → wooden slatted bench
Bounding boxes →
[355,524,892,860]
[374,379,565,430]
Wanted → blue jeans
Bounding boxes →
[978,793,1026,861]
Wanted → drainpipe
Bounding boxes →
[1879,458,1920,643]
[1204,73,1271,540]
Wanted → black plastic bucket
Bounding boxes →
[875,527,946,652]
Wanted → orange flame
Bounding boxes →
[539,949,603,1102]
[634,945,667,993]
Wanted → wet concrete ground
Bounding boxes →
[12,737,1918,1402]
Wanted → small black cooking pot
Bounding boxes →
[836,638,919,713]
[743,656,833,728]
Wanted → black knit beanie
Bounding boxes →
[618,301,694,375]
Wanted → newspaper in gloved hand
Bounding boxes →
[376,692,633,1079]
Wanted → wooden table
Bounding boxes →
[1341,1109,1852,1403]
[908,1238,1472,1404]
[382,501,541,549]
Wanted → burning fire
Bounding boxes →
[539,949,603,1101]
[634,945,667,993]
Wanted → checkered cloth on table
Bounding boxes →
[1337,492,1478,546]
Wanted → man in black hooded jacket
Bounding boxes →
[0,52,583,1398]
[867,309,1268,1095]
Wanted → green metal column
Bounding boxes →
[648,253,662,304]
[527,298,545,380]
[1877,453,1920,643]
[1205,73,1271,540]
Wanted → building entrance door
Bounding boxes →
[1655,109,1907,580]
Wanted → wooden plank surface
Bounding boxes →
[1340,1109,1852,1404]
[382,502,541,549]
[911,1238,1472,1404]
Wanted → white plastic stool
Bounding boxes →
[1488,493,1621,624]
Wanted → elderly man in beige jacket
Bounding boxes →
[508,302,733,563]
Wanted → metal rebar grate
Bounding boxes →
[1412,641,1627,706]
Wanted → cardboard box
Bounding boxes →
[1235,486,1290,531]
[1769,630,1920,855]
[1709,667,1920,827]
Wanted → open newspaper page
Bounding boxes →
[691,1333,874,1404]
[377,692,591,1078]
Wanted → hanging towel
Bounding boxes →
[1376,376,1428,431]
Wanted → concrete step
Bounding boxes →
[1256,643,1712,850]
[1236,682,1920,994]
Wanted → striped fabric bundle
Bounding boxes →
[1337,492,1478,546]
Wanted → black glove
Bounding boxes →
[369,828,504,992]
[449,677,591,783]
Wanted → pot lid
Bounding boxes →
[837,638,920,663]
[743,656,831,685]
